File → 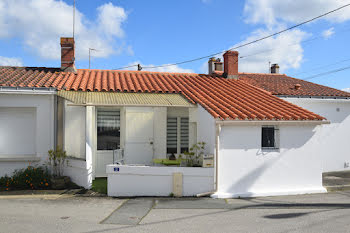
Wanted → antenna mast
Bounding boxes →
[73,0,75,38]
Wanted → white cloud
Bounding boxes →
[0,56,23,66]
[236,28,308,73]
[97,3,127,38]
[322,27,335,39]
[211,0,350,74]
[244,0,350,27]
[343,88,350,93]
[0,0,129,60]
[126,61,194,73]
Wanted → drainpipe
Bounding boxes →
[196,121,221,197]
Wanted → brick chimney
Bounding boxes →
[270,64,279,74]
[223,51,239,79]
[60,37,77,72]
[208,57,223,75]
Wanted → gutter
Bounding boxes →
[0,86,57,95]
[215,119,330,125]
[67,103,196,108]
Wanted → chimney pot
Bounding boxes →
[223,51,239,79]
[208,57,223,75]
[60,37,77,73]
[270,63,279,74]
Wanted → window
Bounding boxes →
[261,126,278,149]
[0,107,36,155]
[167,117,189,154]
[97,109,120,150]
[180,118,189,153]
[166,117,177,154]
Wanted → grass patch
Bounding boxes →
[92,178,107,194]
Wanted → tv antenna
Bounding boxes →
[89,48,97,69]
[73,0,75,38]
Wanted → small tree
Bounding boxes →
[48,146,67,177]
[183,142,206,167]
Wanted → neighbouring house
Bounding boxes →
[1,37,349,198]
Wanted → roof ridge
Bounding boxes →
[77,68,199,76]
[239,72,286,76]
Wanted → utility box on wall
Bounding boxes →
[202,154,214,168]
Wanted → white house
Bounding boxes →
[1,37,349,198]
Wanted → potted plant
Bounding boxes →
[183,142,206,167]
[47,146,70,189]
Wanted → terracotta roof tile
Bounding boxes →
[239,73,350,97]
[0,66,326,121]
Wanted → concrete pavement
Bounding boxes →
[1,191,350,233]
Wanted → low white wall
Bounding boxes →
[107,165,214,197]
[63,158,92,189]
[283,98,350,172]
[214,123,327,198]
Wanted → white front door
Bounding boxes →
[124,109,154,165]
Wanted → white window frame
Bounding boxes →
[167,116,189,155]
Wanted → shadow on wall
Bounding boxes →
[220,124,321,194]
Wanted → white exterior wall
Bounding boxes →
[107,165,214,197]
[64,101,86,159]
[63,158,91,189]
[215,123,327,198]
[283,98,350,172]
[153,107,167,159]
[0,93,55,177]
[195,106,215,155]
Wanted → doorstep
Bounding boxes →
[323,170,350,192]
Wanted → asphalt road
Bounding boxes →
[1,191,350,233]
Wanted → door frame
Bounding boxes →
[93,106,124,178]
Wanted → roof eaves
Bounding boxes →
[277,95,350,99]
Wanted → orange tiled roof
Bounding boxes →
[0,66,325,121]
[239,73,350,97]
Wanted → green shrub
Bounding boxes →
[0,166,52,191]
[183,142,206,167]
[48,146,68,177]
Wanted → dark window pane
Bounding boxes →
[97,110,120,150]
[262,127,275,148]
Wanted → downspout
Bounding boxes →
[196,121,221,197]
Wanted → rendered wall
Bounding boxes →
[214,123,327,198]
[63,158,91,189]
[107,165,214,197]
[283,98,350,172]
[0,93,55,177]
[195,106,215,155]
[64,100,86,159]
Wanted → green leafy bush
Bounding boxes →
[183,142,206,167]
[0,166,51,191]
[48,146,68,177]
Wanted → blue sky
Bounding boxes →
[1,0,350,90]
